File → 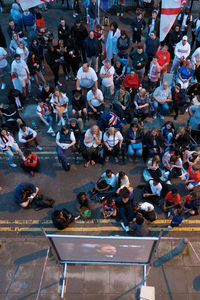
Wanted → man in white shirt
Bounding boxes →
[76,62,98,93]
[87,86,104,117]
[0,47,9,90]
[100,59,115,98]
[18,124,42,150]
[171,36,191,74]
[11,53,30,95]
[136,201,157,222]
[153,81,171,120]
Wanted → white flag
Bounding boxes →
[19,0,55,10]
[160,0,187,42]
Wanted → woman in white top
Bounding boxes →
[16,42,29,62]
[116,171,132,195]
[83,125,102,168]
[103,127,123,163]
[142,179,163,205]
[50,88,69,126]
[0,128,25,167]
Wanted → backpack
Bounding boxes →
[52,208,74,230]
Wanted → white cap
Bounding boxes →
[182,35,188,41]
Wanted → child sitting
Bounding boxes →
[77,192,91,219]
[168,208,183,229]
[21,149,39,176]
[102,198,117,218]
[185,165,200,190]
[163,189,181,212]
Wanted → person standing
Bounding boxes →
[88,0,99,31]
[57,18,70,43]
[156,45,170,78]
[117,30,130,59]
[131,11,146,48]
[106,22,121,61]
[177,6,192,36]
[129,46,148,81]
[11,53,31,96]
[100,59,115,99]
[84,31,102,72]
[144,31,160,75]
[0,47,9,90]
[22,9,35,40]
[168,25,182,59]
[71,20,88,61]
[10,3,23,32]
[148,10,160,37]
[0,24,7,48]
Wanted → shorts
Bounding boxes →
[88,103,105,113]
[101,84,114,96]
[132,32,141,43]
[72,106,87,112]
[0,65,10,77]
[19,76,30,88]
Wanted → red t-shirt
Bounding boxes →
[24,153,38,167]
[188,166,200,182]
[103,199,116,211]
[36,18,45,28]
[123,73,140,89]
[184,195,191,205]
[156,50,170,73]
[165,191,181,205]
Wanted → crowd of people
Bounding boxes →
[0,1,200,234]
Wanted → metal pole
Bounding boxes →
[143,265,147,286]
[60,263,67,298]
[98,0,100,23]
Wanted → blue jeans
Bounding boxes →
[43,115,53,129]
[4,145,23,165]
[153,100,169,117]
[89,17,99,31]
[56,145,72,170]
[128,144,143,157]
[113,103,126,120]
[26,25,34,40]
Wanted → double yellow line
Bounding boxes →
[0,219,200,232]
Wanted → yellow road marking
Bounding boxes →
[0,226,200,232]
[1,219,200,225]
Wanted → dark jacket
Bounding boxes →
[145,36,160,57]
[88,2,98,19]
[29,40,43,61]
[172,132,190,151]
[40,86,54,102]
[0,25,7,48]
[7,24,23,40]
[171,86,186,103]
[83,36,102,57]
[58,24,70,41]
[143,131,164,149]
[71,95,86,110]
[45,48,60,70]
[117,35,130,55]
[129,50,148,70]
[147,17,160,36]
[168,30,182,48]
[27,56,41,75]
[178,13,192,27]
[71,24,88,48]
[125,127,143,144]
[8,89,25,109]
[131,16,146,32]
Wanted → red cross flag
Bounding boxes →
[160,0,187,41]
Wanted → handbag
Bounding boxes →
[132,142,142,150]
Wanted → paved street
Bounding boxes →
[0,3,200,300]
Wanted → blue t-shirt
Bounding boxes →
[178,66,193,80]
[14,182,36,204]
[171,211,183,225]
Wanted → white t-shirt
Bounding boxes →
[100,65,115,87]
[87,89,103,107]
[77,67,98,88]
[101,172,117,187]
[0,47,8,68]
[116,173,130,188]
[149,180,162,196]
[11,59,29,79]
[16,47,29,61]
[84,129,102,148]
[103,131,123,148]
[140,202,154,212]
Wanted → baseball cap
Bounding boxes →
[182,36,188,41]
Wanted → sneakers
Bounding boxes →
[36,145,43,151]
[114,157,119,163]
[65,75,69,80]
[153,114,157,119]
[1,83,6,90]
[121,222,129,232]
[168,225,173,229]
[61,117,65,126]
[10,163,17,168]
[105,156,109,162]
[57,119,62,126]
[167,212,171,218]
[166,180,172,185]
[160,115,164,120]
[57,81,62,87]
[47,127,56,137]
